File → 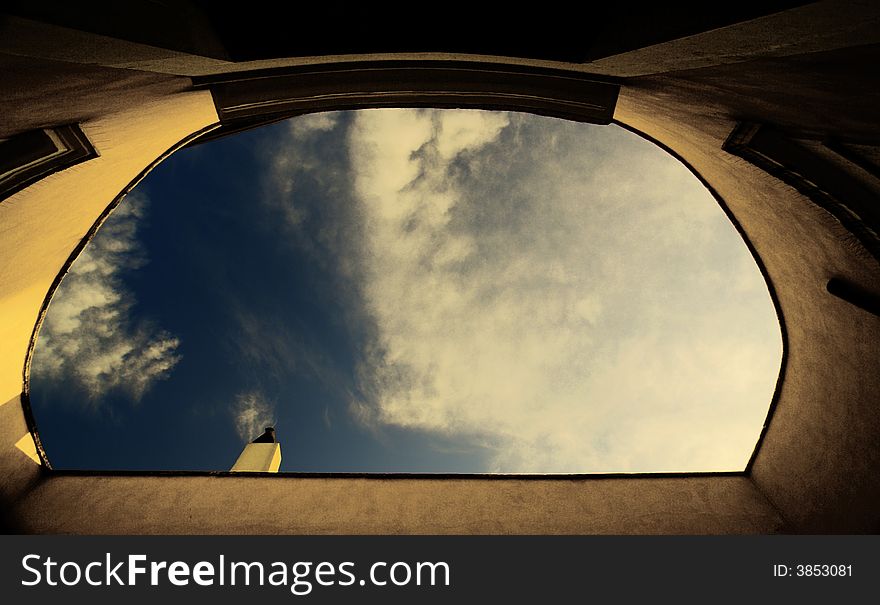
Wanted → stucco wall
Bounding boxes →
[12,474,781,534]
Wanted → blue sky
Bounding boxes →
[29,109,782,473]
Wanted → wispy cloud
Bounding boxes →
[289,112,339,138]
[34,192,181,403]
[263,108,782,472]
[232,390,275,442]
[339,109,781,472]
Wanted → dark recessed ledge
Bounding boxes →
[0,123,98,203]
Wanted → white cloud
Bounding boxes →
[340,109,781,472]
[264,112,340,224]
[232,390,275,442]
[289,112,339,138]
[434,110,509,159]
[34,192,181,403]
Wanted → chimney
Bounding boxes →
[230,426,282,472]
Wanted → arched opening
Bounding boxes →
[27,108,783,473]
